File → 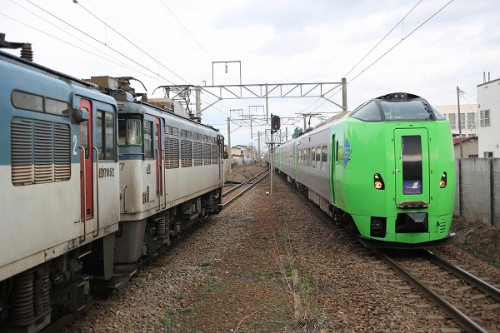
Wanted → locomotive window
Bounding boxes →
[401,135,423,195]
[96,111,116,160]
[118,118,142,145]
[311,147,316,168]
[351,101,382,121]
[12,90,43,112]
[172,127,179,135]
[181,129,187,137]
[144,120,154,158]
[165,125,172,134]
[380,101,436,121]
[46,98,69,116]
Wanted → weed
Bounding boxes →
[204,277,220,292]
[200,260,213,267]
[181,305,195,313]
[159,309,173,328]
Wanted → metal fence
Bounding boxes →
[455,158,500,228]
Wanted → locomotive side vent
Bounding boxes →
[11,118,71,186]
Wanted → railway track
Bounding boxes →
[374,248,500,333]
[222,169,269,207]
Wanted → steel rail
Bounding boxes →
[222,171,269,207]
[423,249,500,302]
[223,169,269,197]
[374,249,490,333]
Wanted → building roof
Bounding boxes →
[453,136,477,145]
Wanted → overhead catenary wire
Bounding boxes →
[158,0,212,59]
[74,0,189,85]
[4,1,158,81]
[13,0,230,118]
[300,0,455,116]
[22,0,176,85]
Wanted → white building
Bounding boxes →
[434,104,478,138]
[477,77,500,158]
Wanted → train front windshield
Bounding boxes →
[118,118,143,145]
[351,99,446,122]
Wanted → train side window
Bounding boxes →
[46,98,69,116]
[80,108,89,159]
[315,147,321,169]
[321,146,327,171]
[144,120,154,159]
[12,90,43,112]
[96,111,116,160]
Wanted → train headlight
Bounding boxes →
[440,172,447,188]
[374,173,385,190]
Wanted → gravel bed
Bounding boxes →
[63,169,497,332]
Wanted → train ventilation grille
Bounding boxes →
[11,117,71,186]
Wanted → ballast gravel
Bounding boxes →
[64,167,499,332]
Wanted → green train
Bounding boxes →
[274,92,456,248]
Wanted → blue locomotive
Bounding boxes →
[0,50,223,332]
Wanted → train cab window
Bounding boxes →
[380,100,444,121]
[46,98,69,116]
[118,118,142,145]
[96,111,116,160]
[144,120,154,158]
[402,135,423,195]
[12,90,43,112]
[351,101,382,121]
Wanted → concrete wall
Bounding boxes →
[455,158,499,228]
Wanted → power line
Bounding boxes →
[349,0,455,85]
[74,0,189,85]
[343,0,423,78]
[22,0,177,85]
[301,0,455,115]
[158,0,212,59]
[6,0,158,80]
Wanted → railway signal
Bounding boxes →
[271,115,280,133]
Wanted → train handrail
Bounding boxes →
[123,185,128,213]
[79,146,87,243]
[162,148,167,210]
[92,146,100,238]
[155,148,161,212]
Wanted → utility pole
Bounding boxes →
[257,131,261,164]
[227,117,232,173]
[457,86,463,158]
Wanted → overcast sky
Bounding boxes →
[2,0,499,147]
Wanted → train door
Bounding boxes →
[393,129,430,206]
[80,99,94,220]
[294,143,299,181]
[218,135,224,179]
[330,135,336,203]
[155,118,163,196]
